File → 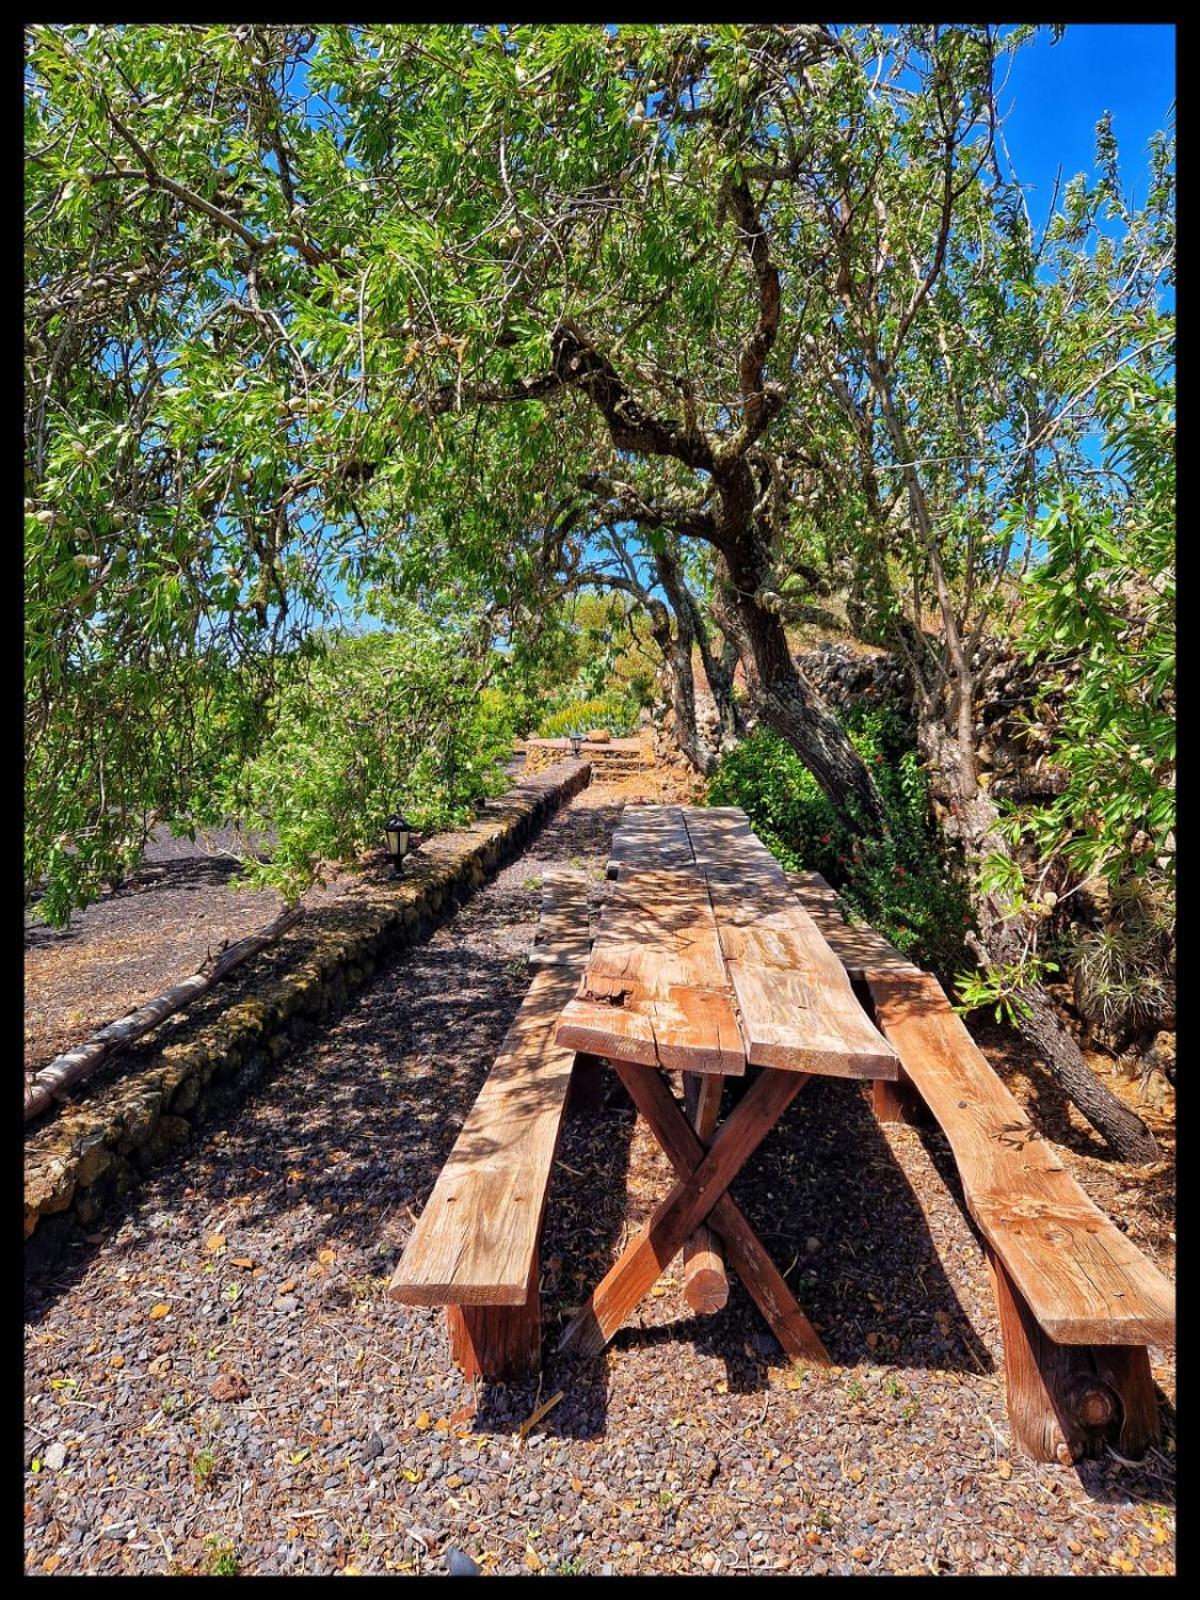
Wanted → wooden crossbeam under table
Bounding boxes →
[558,1062,829,1365]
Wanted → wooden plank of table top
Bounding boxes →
[681,808,897,1080]
[867,971,1175,1347]
[786,871,919,980]
[608,804,696,877]
[555,866,745,1075]
[389,965,580,1306]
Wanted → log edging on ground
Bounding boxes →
[23,758,592,1246]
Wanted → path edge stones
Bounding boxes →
[24,759,592,1246]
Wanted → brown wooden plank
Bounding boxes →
[867,971,1175,1348]
[529,868,592,968]
[555,866,745,1076]
[682,809,897,1080]
[607,803,696,877]
[682,1073,728,1314]
[389,966,580,1307]
[786,870,919,980]
[557,1066,807,1358]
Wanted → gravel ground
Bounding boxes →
[24,778,1176,1577]
[24,826,362,1075]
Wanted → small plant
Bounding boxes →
[901,1399,919,1422]
[814,1507,834,1531]
[206,1538,239,1576]
[845,1376,866,1403]
[658,1489,675,1512]
[883,1373,903,1399]
[193,1446,218,1490]
[521,875,544,892]
[553,1556,589,1576]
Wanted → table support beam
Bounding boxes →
[558,1065,828,1364]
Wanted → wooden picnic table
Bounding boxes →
[553,803,898,1365]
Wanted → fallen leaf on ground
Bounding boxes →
[148,1304,170,1321]
[518,1390,564,1438]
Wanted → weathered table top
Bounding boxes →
[554,805,898,1080]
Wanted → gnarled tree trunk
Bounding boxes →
[713,565,889,831]
[920,716,1159,1165]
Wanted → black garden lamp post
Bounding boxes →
[384,810,413,873]
[568,729,584,759]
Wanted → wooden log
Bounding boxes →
[985,1246,1154,1463]
[558,1066,812,1360]
[24,905,306,1122]
[682,1073,728,1315]
[446,1251,542,1381]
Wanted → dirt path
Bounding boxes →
[24,778,1175,1577]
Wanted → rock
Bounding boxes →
[275,1295,299,1313]
[445,1548,482,1576]
[209,1371,251,1402]
[361,1433,385,1465]
[43,1442,67,1471]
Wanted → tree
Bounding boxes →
[25,24,1172,1159]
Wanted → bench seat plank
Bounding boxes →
[389,965,580,1307]
[867,971,1175,1348]
[529,868,592,968]
[607,803,696,877]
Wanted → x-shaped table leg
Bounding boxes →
[558,1062,829,1364]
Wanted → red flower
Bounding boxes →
[820,834,831,845]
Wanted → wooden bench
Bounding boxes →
[791,871,1176,1464]
[387,879,592,1380]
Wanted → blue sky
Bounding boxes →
[999,24,1175,228]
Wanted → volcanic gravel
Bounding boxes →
[24,778,1176,1576]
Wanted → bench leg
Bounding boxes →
[986,1246,1159,1463]
[682,1073,728,1315]
[446,1251,542,1382]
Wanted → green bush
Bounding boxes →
[707,705,971,975]
[537,692,639,739]
[208,620,521,902]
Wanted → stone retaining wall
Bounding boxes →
[522,737,652,778]
[24,759,591,1248]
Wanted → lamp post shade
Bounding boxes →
[384,811,414,871]
[568,729,584,758]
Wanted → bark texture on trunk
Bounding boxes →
[713,570,889,831]
[922,714,1159,1166]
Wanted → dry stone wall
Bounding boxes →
[24,759,592,1249]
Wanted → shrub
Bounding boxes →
[707,705,971,976]
[537,692,639,739]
